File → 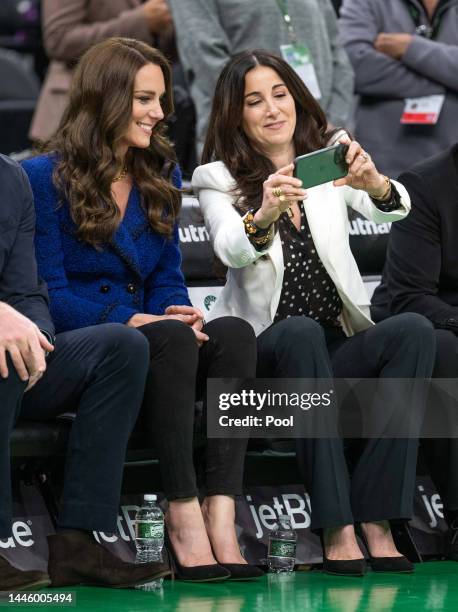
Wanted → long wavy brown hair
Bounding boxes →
[45,37,180,246]
[202,50,335,213]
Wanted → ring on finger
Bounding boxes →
[360,152,369,162]
[272,186,283,198]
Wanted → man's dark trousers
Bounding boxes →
[0,323,149,539]
[424,329,458,525]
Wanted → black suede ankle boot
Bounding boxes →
[47,530,171,588]
[0,556,50,591]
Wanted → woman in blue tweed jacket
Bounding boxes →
[24,38,261,582]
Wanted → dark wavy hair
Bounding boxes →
[201,49,334,213]
[45,37,180,246]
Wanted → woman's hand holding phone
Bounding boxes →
[253,164,308,228]
[333,137,389,198]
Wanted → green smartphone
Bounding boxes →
[294,143,349,189]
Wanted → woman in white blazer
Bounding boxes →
[193,50,436,576]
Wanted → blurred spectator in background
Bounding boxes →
[0,0,45,78]
[340,0,458,177]
[29,0,196,178]
[168,0,354,157]
[29,0,172,143]
[0,1,44,156]
[0,45,41,155]
[331,0,343,15]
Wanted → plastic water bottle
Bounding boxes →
[267,515,297,573]
[135,494,164,590]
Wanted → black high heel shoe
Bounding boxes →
[356,526,414,573]
[164,531,230,582]
[199,501,265,580]
[217,562,265,581]
[320,533,367,577]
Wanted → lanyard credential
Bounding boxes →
[399,1,448,124]
[275,0,322,100]
[404,0,449,39]
[275,0,297,43]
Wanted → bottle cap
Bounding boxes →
[144,494,157,502]
[278,515,293,528]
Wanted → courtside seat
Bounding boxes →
[10,415,163,462]
[10,420,71,459]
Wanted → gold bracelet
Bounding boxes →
[371,175,392,201]
[242,210,259,235]
[251,229,274,246]
[243,210,274,245]
[243,210,273,235]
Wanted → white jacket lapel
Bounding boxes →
[269,233,285,320]
[303,185,333,268]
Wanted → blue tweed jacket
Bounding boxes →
[22,154,191,333]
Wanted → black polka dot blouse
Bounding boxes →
[274,203,342,327]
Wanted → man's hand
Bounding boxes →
[375,33,413,60]
[0,303,54,391]
[142,0,173,34]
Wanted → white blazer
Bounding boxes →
[192,161,410,337]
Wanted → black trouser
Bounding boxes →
[138,317,257,500]
[0,324,150,539]
[257,313,436,531]
[422,329,458,526]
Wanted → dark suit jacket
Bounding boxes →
[372,144,458,333]
[0,155,54,338]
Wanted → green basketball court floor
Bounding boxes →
[8,560,457,611]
